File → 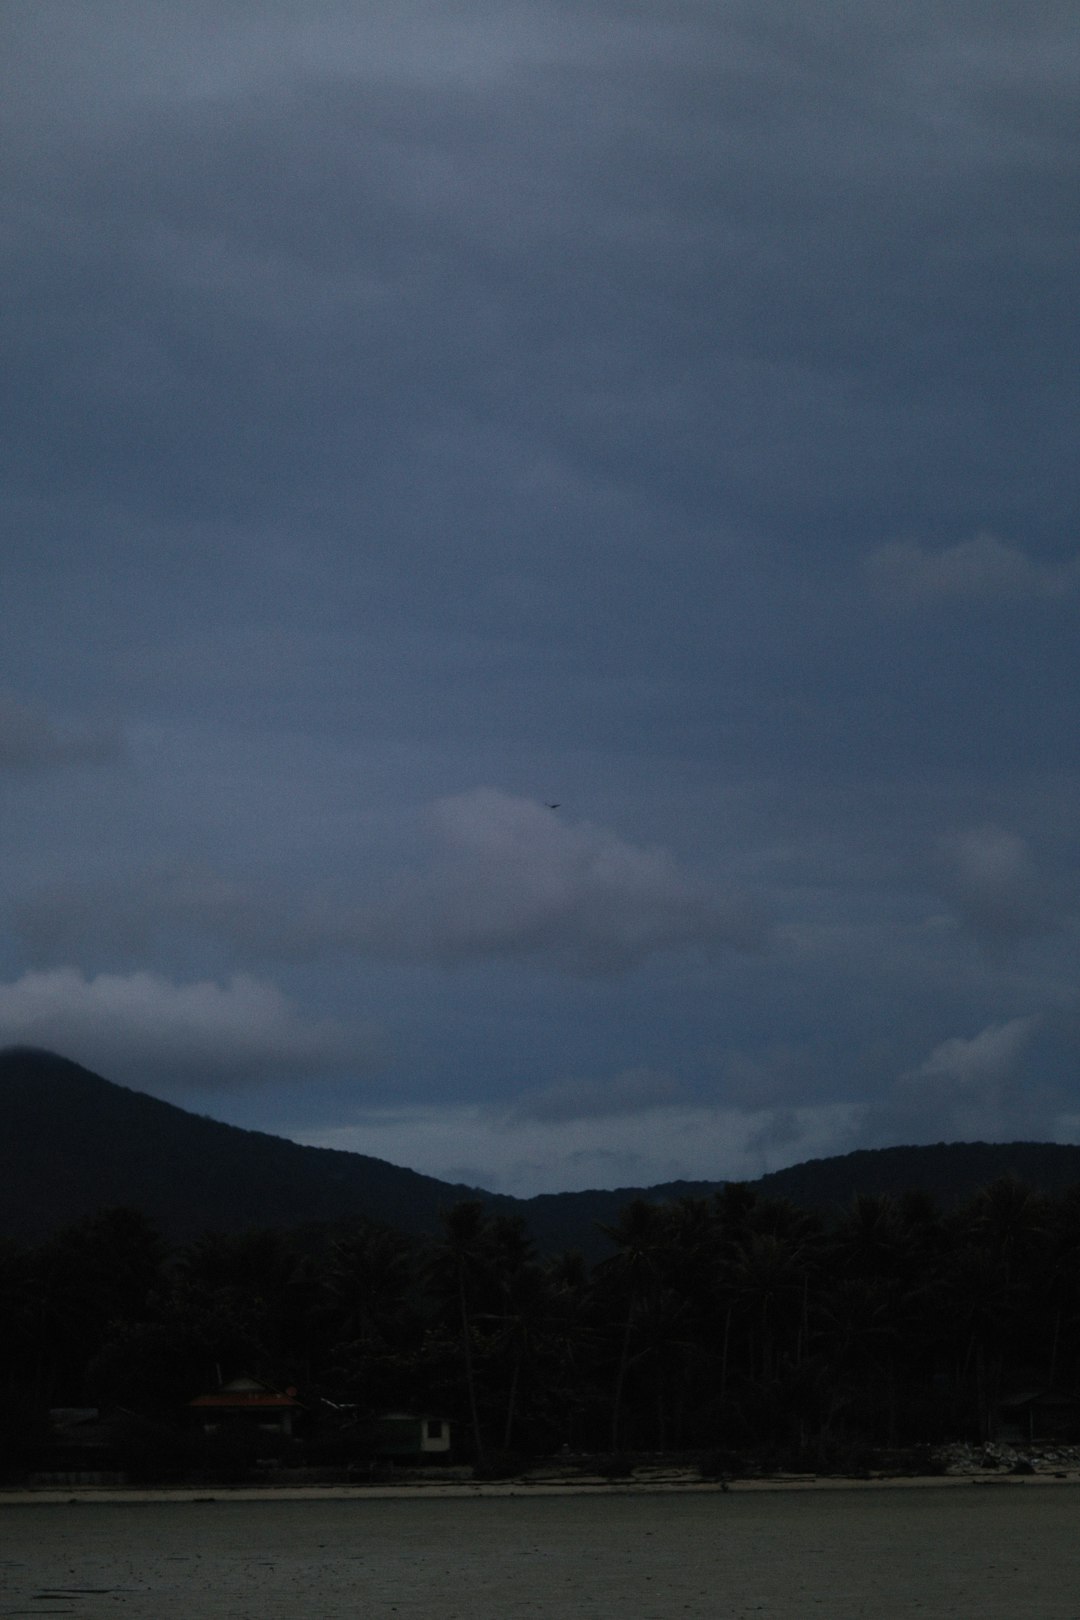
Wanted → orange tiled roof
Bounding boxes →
[190,1392,302,1408]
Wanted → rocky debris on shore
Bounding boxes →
[933,1440,1080,1477]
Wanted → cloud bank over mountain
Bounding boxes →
[0,969,375,1093]
[2,1,1078,1191]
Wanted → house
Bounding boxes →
[189,1376,305,1439]
[992,1390,1080,1444]
[370,1412,452,1458]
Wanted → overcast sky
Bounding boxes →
[3,1,1079,1196]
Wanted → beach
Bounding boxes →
[3,1482,1080,1618]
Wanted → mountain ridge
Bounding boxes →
[0,1045,509,1242]
[5,1046,1080,1253]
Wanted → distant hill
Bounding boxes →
[517,1144,1080,1249]
[752,1141,1080,1210]
[5,1047,1080,1254]
[0,1046,513,1243]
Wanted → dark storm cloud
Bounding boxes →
[4,0,1075,796]
[719,1042,838,1111]
[509,1066,686,1123]
[4,0,1077,542]
[1,2,1078,1186]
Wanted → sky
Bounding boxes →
[2,0,1079,1197]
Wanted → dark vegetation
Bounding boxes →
[5,1175,1080,1484]
[5,1047,1080,1484]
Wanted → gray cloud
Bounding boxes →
[6,3,1077,542]
[299,1096,867,1194]
[0,691,122,773]
[371,790,768,971]
[719,1042,827,1109]
[937,825,1054,947]
[911,1016,1039,1091]
[743,1107,814,1162]
[863,1014,1050,1144]
[510,1066,686,1123]
[865,535,1080,606]
[0,4,1078,1191]
[16,791,768,976]
[15,866,345,968]
[0,968,375,1093]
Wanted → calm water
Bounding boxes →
[3,1486,1080,1619]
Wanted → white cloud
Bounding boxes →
[865,534,1080,605]
[867,1014,1045,1143]
[908,1015,1039,1091]
[369,788,768,972]
[0,968,375,1091]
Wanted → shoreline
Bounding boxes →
[5,1469,1079,1506]
[9,1475,1079,1618]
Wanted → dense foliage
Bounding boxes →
[4,1175,1080,1479]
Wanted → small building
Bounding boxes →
[993,1390,1080,1444]
[370,1412,452,1458]
[189,1376,305,1439]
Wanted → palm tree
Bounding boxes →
[324,1225,416,1343]
[29,1207,166,1404]
[954,1177,1052,1436]
[537,1250,594,1450]
[426,1201,492,1463]
[596,1199,670,1451]
[481,1218,548,1450]
[175,1227,313,1383]
[1044,1186,1080,1388]
[320,1223,421,1407]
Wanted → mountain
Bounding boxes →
[515,1144,1080,1250]
[5,1047,1080,1253]
[753,1141,1080,1209]
[0,1046,514,1243]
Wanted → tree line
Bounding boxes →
[3,1175,1080,1476]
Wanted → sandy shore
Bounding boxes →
[5,1483,1080,1618]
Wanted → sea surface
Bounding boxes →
[3,1485,1079,1618]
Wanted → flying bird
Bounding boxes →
[546,802,561,810]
